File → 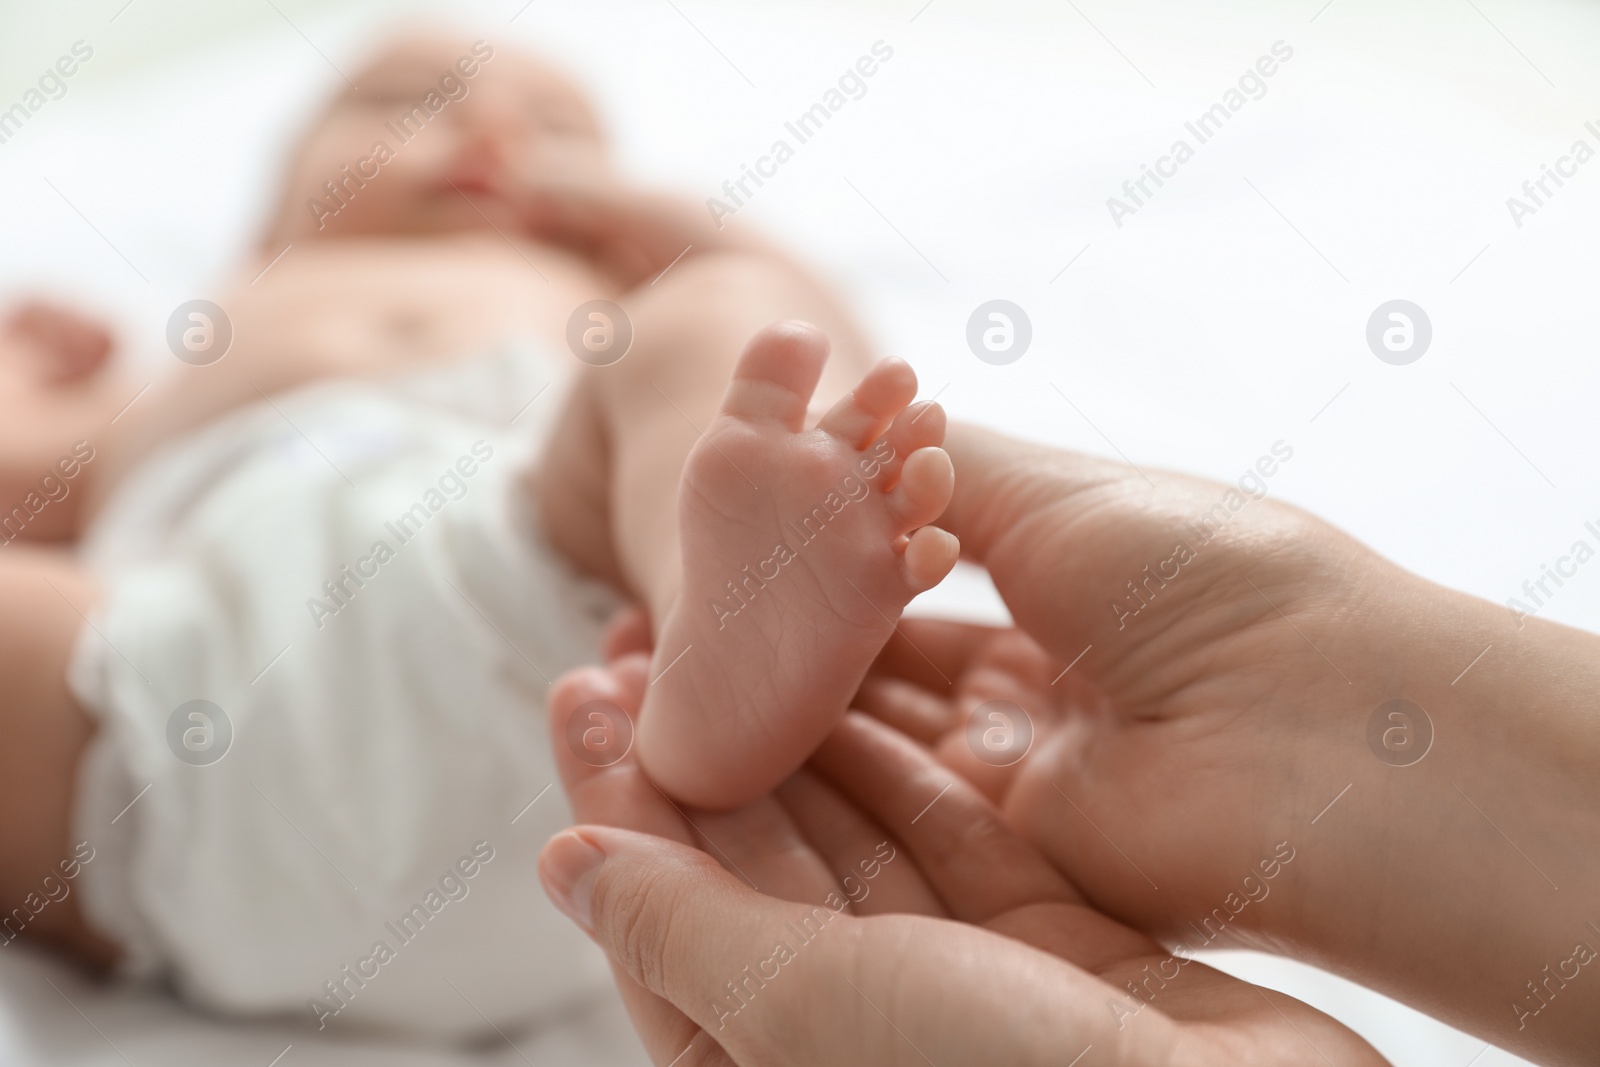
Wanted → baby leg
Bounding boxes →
[0,546,119,965]
[540,249,878,621]
[539,250,958,809]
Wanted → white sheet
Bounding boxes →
[3,0,1594,1062]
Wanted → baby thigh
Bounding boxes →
[0,546,118,965]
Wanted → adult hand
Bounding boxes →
[538,653,1386,1066]
[861,423,1600,1062]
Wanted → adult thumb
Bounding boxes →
[539,825,849,1045]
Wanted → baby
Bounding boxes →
[0,29,954,1039]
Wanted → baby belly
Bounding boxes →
[237,245,608,386]
[83,239,609,526]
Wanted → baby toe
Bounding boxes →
[902,525,960,593]
[876,401,947,489]
[721,321,831,432]
[816,357,918,449]
[887,446,955,530]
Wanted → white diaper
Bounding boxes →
[67,341,621,1040]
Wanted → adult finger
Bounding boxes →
[540,827,855,1058]
[547,659,844,1065]
[549,658,834,902]
[549,658,841,1066]
[541,826,1159,1067]
[772,769,946,918]
[545,660,720,1064]
[935,626,1066,803]
[681,797,847,911]
[810,713,1085,920]
[550,658,868,938]
[852,674,955,744]
[870,616,1005,696]
[600,604,653,661]
[809,718,1177,976]
[547,656,693,848]
[938,423,1132,568]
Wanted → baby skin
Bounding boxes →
[634,324,958,809]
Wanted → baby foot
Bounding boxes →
[636,322,958,808]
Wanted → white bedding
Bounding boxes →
[3,0,1595,1062]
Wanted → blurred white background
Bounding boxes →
[1,0,1595,1063]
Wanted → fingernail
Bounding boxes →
[541,830,605,934]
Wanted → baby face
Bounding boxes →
[268,33,609,242]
